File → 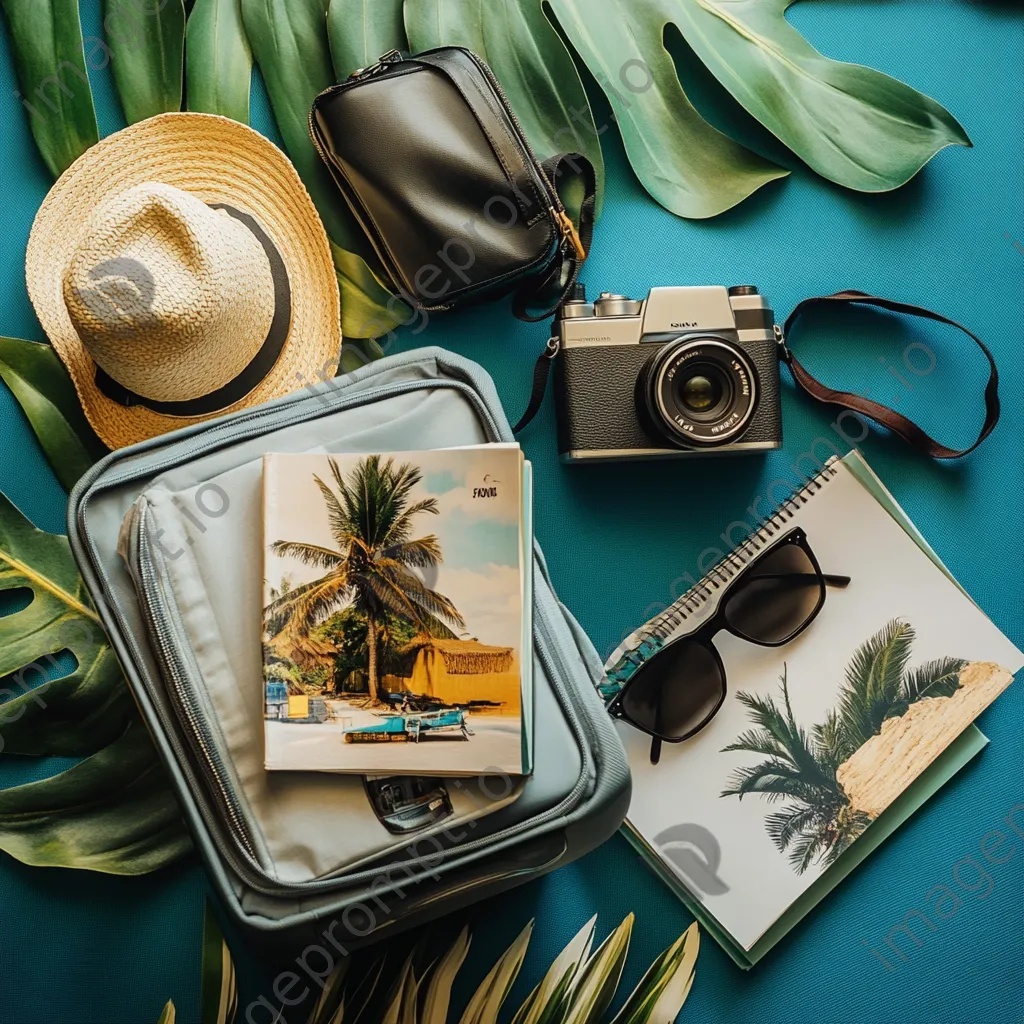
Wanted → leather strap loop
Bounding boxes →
[783,291,999,459]
[512,152,597,323]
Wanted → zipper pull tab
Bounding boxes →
[350,49,404,80]
[553,209,586,261]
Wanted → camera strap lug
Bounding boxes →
[774,323,792,364]
[512,336,560,434]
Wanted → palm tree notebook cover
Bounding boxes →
[261,446,532,776]
[605,450,1022,967]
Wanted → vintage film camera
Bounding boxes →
[554,285,783,461]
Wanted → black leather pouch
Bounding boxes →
[310,47,595,320]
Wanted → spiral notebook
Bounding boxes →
[605,450,1022,968]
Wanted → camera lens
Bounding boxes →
[679,373,721,413]
[637,338,759,448]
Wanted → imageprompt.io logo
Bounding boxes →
[71,256,157,329]
[653,823,730,897]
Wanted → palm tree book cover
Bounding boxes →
[261,446,532,776]
[609,452,1022,962]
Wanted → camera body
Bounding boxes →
[555,285,783,462]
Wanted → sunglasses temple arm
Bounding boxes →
[824,574,852,588]
[649,735,662,765]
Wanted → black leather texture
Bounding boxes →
[311,47,570,311]
[557,339,783,457]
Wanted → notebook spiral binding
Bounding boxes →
[639,459,841,646]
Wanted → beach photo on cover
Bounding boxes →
[261,448,523,774]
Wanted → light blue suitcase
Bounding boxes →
[67,347,630,950]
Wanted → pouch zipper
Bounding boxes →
[94,375,597,897]
[460,49,584,258]
[348,48,404,80]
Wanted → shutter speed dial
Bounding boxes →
[594,292,643,317]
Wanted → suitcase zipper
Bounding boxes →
[133,502,259,862]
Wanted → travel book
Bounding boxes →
[605,450,1022,968]
[261,445,533,776]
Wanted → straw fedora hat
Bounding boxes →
[26,112,341,450]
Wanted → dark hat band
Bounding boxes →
[94,203,292,416]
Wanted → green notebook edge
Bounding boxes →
[619,449,991,968]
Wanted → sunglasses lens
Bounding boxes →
[723,540,824,644]
[620,640,724,740]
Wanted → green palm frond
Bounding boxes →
[787,830,831,874]
[721,622,954,876]
[609,921,698,1024]
[837,618,915,750]
[512,915,595,1024]
[722,668,855,874]
[264,568,353,632]
[562,915,633,1024]
[459,920,533,1024]
[376,561,465,627]
[385,498,442,545]
[812,709,850,769]
[729,688,793,745]
[383,536,444,568]
[724,672,837,795]
[313,472,353,545]
[267,454,465,701]
[270,540,345,571]
[764,803,821,852]
[720,759,806,800]
[421,926,472,1024]
[901,656,966,704]
[719,727,788,759]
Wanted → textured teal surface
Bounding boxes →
[1,2,1022,1022]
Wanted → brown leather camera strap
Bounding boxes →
[782,291,1000,459]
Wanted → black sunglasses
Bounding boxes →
[606,528,850,764]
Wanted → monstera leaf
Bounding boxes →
[0,492,189,873]
[0,0,99,177]
[104,0,186,123]
[0,336,107,492]
[663,0,971,191]
[547,0,969,212]
[545,0,787,218]
[0,718,191,873]
[185,0,253,122]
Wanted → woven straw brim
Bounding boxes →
[26,113,341,450]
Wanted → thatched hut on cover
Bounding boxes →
[382,636,519,712]
[265,630,337,672]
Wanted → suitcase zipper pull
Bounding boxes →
[553,209,586,261]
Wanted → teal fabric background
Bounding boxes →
[1,3,1021,1022]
